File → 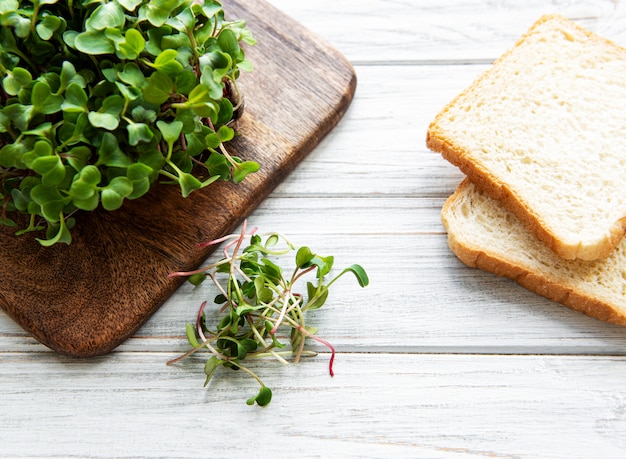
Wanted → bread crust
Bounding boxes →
[442,180,626,326]
[427,14,626,261]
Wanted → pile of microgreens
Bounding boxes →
[0,0,256,245]
[167,220,369,406]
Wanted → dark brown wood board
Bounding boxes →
[0,0,356,357]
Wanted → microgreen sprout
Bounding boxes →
[167,220,369,406]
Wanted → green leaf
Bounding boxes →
[232,161,259,183]
[173,108,197,134]
[187,273,206,286]
[101,176,133,210]
[143,71,174,105]
[127,122,154,145]
[0,0,19,14]
[200,50,231,75]
[57,114,90,147]
[305,283,329,311]
[295,248,333,277]
[204,152,231,180]
[3,68,32,96]
[117,28,145,59]
[217,125,234,143]
[72,192,99,211]
[69,178,97,200]
[260,258,282,283]
[194,1,222,20]
[0,143,27,168]
[0,111,10,134]
[88,112,118,130]
[118,63,147,88]
[161,33,192,54]
[138,148,165,171]
[87,2,125,30]
[74,31,115,55]
[130,105,157,124]
[177,171,201,197]
[36,14,62,40]
[31,155,66,186]
[187,84,214,109]
[125,162,152,181]
[182,126,209,156]
[117,0,143,11]
[31,81,63,114]
[59,61,84,91]
[237,58,253,73]
[218,29,240,59]
[203,356,223,386]
[265,234,280,248]
[185,322,199,348]
[156,120,183,146]
[126,162,153,199]
[116,82,141,102]
[22,122,54,138]
[66,146,92,171]
[23,140,53,168]
[126,177,150,200]
[340,264,370,288]
[149,49,183,74]
[141,0,181,27]
[4,12,31,38]
[30,184,66,222]
[61,83,88,113]
[167,6,195,33]
[199,65,226,99]
[36,216,72,246]
[246,386,272,407]
[96,132,130,167]
[204,132,221,149]
[296,246,314,269]
[217,97,234,125]
[76,165,102,186]
[88,95,124,130]
[174,71,196,95]
[3,103,33,131]
[254,277,273,303]
[101,94,124,115]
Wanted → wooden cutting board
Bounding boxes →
[0,0,356,357]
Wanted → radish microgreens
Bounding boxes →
[167,220,369,406]
[0,0,257,245]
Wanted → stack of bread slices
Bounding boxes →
[426,14,626,325]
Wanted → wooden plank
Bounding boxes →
[267,0,626,64]
[0,0,356,357]
[269,63,475,197]
[1,352,626,458]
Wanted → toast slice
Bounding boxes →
[427,14,626,261]
[442,179,626,325]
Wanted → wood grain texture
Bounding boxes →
[2,352,626,458]
[268,0,626,64]
[0,0,356,357]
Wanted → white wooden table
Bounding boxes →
[3,1,626,457]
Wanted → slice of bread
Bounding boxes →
[442,179,626,325]
[427,14,626,261]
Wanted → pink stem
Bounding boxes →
[196,301,207,342]
[296,325,336,377]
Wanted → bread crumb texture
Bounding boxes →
[428,14,626,261]
[442,180,626,324]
